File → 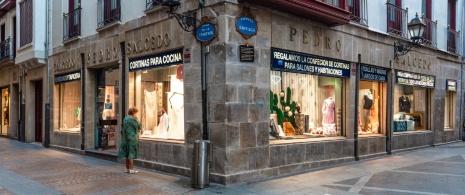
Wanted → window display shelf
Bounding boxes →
[270,136,347,145]
[393,130,432,135]
[139,137,184,144]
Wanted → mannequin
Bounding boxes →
[144,88,158,132]
[3,96,8,126]
[322,97,335,124]
[363,90,373,131]
[399,95,410,112]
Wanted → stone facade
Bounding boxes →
[46,0,463,185]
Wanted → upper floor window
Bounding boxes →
[422,0,432,19]
[349,0,368,26]
[448,0,456,29]
[387,0,408,38]
[63,0,81,41]
[97,0,121,29]
[19,0,33,47]
[146,0,163,11]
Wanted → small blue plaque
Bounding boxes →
[236,16,257,37]
[196,22,216,44]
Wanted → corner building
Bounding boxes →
[46,0,464,185]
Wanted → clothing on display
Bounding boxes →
[363,93,373,110]
[3,96,8,126]
[399,95,410,112]
[167,75,184,140]
[322,97,335,124]
[144,89,158,133]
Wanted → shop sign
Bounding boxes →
[236,8,257,40]
[271,48,350,78]
[196,16,217,46]
[54,58,77,73]
[395,70,435,88]
[184,48,191,63]
[239,45,254,62]
[55,71,81,83]
[128,48,183,71]
[360,65,388,82]
[447,80,457,91]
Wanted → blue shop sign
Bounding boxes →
[271,48,350,78]
[236,16,257,37]
[395,70,435,88]
[196,23,216,43]
[129,48,183,72]
[360,65,388,82]
[55,71,81,84]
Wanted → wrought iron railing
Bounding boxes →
[349,0,368,26]
[421,15,437,48]
[386,2,408,39]
[0,38,13,61]
[447,26,460,55]
[316,0,348,10]
[146,0,163,11]
[63,7,81,41]
[97,0,121,28]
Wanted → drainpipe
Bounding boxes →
[44,0,51,148]
[386,60,394,155]
[200,2,208,140]
[461,56,464,141]
[354,54,360,161]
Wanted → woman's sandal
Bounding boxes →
[129,169,139,174]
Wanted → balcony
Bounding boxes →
[0,38,13,61]
[421,15,437,49]
[349,0,368,26]
[146,0,163,11]
[386,2,408,39]
[97,0,121,29]
[447,26,460,55]
[63,7,81,42]
[0,0,15,18]
[239,0,350,26]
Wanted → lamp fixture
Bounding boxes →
[162,0,199,36]
[142,70,148,73]
[394,13,427,59]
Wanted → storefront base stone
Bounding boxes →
[210,157,354,185]
[50,144,85,155]
[52,132,82,150]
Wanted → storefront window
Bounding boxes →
[54,72,81,132]
[358,81,386,135]
[444,91,454,129]
[393,85,429,132]
[1,87,9,135]
[270,71,343,138]
[129,65,184,140]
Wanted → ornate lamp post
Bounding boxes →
[394,13,427,59]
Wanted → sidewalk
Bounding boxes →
[1,138,465,195]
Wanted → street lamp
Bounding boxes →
[394,13,427,59]
[162,0,199,35]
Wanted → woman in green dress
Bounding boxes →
[118,107,142,174]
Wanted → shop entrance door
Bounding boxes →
[96,67,119,151]
[35,80,43,142]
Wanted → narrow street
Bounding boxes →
[1,138,465,195]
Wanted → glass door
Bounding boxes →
[96,67,119,151]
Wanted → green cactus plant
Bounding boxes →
[270,87,296,127]
[270,90,284,126]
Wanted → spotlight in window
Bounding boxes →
[143,70,148,73]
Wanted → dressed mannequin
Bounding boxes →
[363,90,373,131]
[322,97,335,124]
[399,95,410,112]
[3,97,8,126]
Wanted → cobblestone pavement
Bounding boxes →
[1,138,465,195]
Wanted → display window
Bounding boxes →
[393,85,430,132]
[129,65,184,140]
[1,87,9,135]
[54,72,81,132]
[96,68,120,150]
[270,70,344,138]
[444,91,454,129]
[358,81,386,135]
